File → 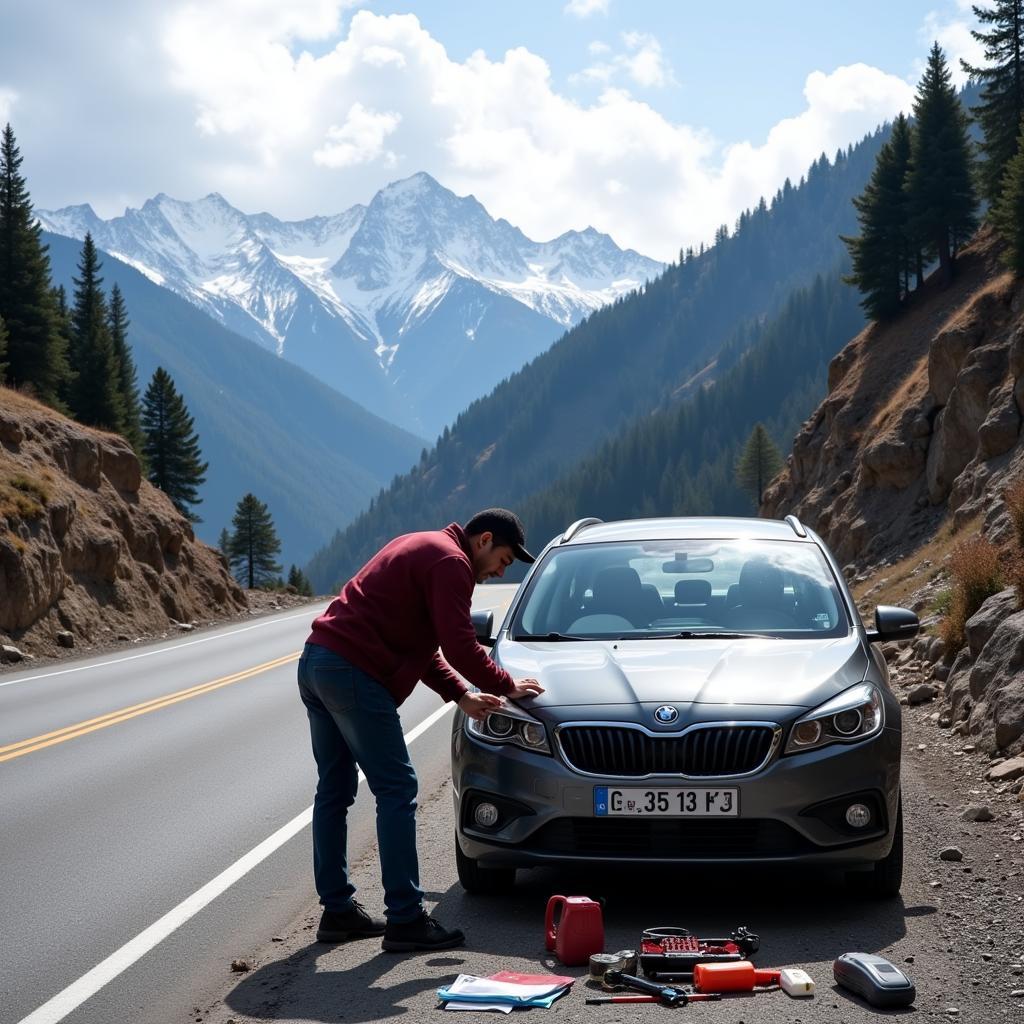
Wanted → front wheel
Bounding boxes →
[849,794,903,899]
[455,835,516,895]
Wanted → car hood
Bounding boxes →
[494,633,868,711]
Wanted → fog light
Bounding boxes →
[474,802,500,828]
[792,720,822,746]
[845,803,872,829]
[520,723,547,748]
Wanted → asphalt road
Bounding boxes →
[0,585,519,1024]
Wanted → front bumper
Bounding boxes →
[452,717,901,869]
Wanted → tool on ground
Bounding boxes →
[544,895,604,966]
[588,950,638,983]
[639,925,760,978]
[601,970,721,1007]
[585,993,722,1006]
[692,960,781,993]
[778,967,815,997]
[833,952,916,1008]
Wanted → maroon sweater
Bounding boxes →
[307,523,515,706]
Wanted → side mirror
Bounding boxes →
[866,605,919,643]
[472,609,495,647]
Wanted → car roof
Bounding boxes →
[559,516,815,546]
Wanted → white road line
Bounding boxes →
[0,610,322,690]
[16,700,456,1024]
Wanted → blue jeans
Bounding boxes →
[297,642,423,922]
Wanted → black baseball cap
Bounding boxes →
[464,508,535,563]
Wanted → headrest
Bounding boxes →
[594,565,643,596]
[737,559,784,604]
[674,579,712,603]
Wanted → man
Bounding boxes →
[298,508,544,952]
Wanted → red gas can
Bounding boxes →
[544,895,604,966]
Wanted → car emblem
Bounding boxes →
[654,705,678,725]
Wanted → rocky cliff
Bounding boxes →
[764,226,1024,759]
[0,387,246,660]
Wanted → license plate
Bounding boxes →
[594,786,739,817]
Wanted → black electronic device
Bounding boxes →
[833,952,915,1008]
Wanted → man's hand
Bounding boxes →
[458,691,503,721]
[507,678,544,700]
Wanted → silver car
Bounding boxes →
[452,516,918,898]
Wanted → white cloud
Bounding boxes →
[588,40,612,56]
[0,88,17,124]
[575,30,675,89]
[2,6,919,263]
[564,0,610,18]
[314,103,401,167]
[918,11,984,86]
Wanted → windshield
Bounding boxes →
[511,538,850,640]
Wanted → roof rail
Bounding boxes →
[784,514,807,538]
[560,517,603,544]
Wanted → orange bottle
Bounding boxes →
[693,961,780,993]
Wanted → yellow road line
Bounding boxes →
[0,652,299,764]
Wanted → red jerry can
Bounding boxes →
[544,895,604,966]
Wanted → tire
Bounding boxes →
[849,794,903,900]
[455,835,516,895]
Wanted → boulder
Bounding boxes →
[908,683,939,705]
[965,587,1020,659]
[978,385,1021,459]
[862,437,927,489]
[986,755,1024,783]
[929,324,981,406]
[99,439,142,493]
[55,629,74,648]
[1,644,24,663]
[961,610,1024,754]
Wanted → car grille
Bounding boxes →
[557,724,776,777]
[530,817,811,858]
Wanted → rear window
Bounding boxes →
[511,538,849,640]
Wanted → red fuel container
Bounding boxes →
[544,895,604,966]
[693,960,780,993]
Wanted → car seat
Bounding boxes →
[723,559,798,630]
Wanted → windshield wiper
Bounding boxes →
[653,630,780,640]
[514,631,591,642]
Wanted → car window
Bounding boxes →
[513,538,849,640]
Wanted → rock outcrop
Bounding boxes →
[763,227,1024,756]
[0,387,246,654]
[764,228,1024,568]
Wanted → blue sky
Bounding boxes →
[371,0,971,144]
[0,1,984,260]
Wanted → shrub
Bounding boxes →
[938,536,1003,651]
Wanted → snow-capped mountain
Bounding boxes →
[39,173,663,435]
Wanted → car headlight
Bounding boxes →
[466,706,551,754]
[784,682,884,755]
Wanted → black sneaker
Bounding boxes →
[381,912,465,952]
[316,900,386,942]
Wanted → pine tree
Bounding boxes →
[0,124,69,406]
[0,312,7,382]
[68,233,123,429]
[905,44,979,286]
[962,0,1024,203]
[229,494,282,589]
[108,283,144,453]
[288,564,314,597]
[993,125,1024,271]
[218,527,232,555]
[141,367,208,521]
[842,114,914,319]
[735,423,784,508]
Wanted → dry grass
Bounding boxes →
[852,513,982,611]
[0,472,51,520]
[938,535,1004,652]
